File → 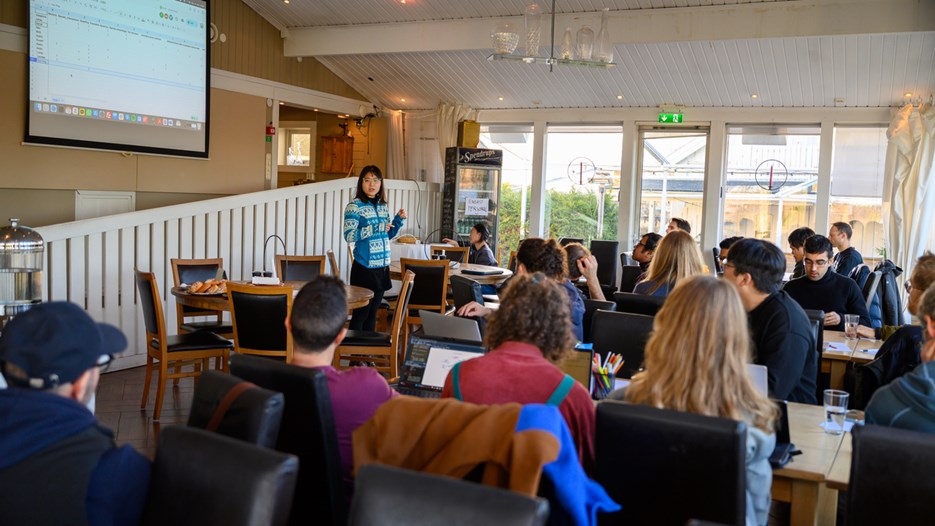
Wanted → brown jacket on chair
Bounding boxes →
[352,397,560,496]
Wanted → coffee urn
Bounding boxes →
[0,218,44,322]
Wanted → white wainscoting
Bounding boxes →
[36,179,440,370]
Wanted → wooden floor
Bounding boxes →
[96,365,194,459]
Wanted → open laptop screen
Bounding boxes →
[398,335,485,393]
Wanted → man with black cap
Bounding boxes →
[0,302,150,526]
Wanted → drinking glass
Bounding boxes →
[823,389,849,435]
[844,314,859,346]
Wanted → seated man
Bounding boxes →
[564,242,605,301]
[725,239,817,403]
[718,236,743,263]
[866,283,935,432]
[787,227,815,280]
[631,232,662,282]
[0,302,150,526]
[829,221,864,278]
[665,217,691,235]
[784,235,871,331]
[285,275,397,488]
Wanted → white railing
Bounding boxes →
[35,178,441,370]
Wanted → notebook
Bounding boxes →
[419,309,483,343]
[769,400,799,468]
[395,334,486,398]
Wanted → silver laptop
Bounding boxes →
[419,309,483,343]
[396,334,486,398]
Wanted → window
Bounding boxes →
[830,126,887,266]
[722,126,820,270]
[479,124,534,264]
[544,125,622,245]
[638,128,707,241]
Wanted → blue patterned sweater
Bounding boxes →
[343,198,404,268]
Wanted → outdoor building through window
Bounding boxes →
[479,124,534,264]
[638,128,707,242]
[830,126,887,266]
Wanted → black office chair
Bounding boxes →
[349,464,550,526]
[804,308,825,401]
[591,310,653,378]
[449,274,485,310]
[187,370,284,448]
[711,247,723,274]
[230,354,346,526]
[559,237,584,246]
[847,424,935,526]
[141,426,299,526]
[583,299,616,344]
[590,240,619,296]
[595,402,746,526]
[612,291,665,316]
[618,264,643,293]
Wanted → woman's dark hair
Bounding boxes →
[355,165,386,204]
[516,238,567,280]
[563,242,589,280]
[473,222,490,242]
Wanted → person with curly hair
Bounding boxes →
[442,272,595,470]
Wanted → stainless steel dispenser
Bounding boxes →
[0,218,44,317]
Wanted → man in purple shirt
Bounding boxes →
[285,275,397,488]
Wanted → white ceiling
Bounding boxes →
[241,0,935,111]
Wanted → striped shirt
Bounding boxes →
[343,198,404,268]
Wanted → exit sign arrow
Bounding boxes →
[658,113,683,123]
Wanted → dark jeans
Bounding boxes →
[349,261,390,331]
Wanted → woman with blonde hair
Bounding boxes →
[624,275,778,526]
[633,230,704,297]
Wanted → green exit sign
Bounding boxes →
[658,113,683,123]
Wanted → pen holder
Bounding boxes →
[592,371,615,400]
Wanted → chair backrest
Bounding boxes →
[431,245,469,263]
[390,270,416,354]
[619,264,643,293]
[862,270,883,310]
[848,424,935,526]
[589,239,619,287]
[612,291,666,316]
[141,426,298,526]
[327,250,339,277]
[135,270,168,353]
[591,310,653,378]
[449,274,485,309]
[595,402,746,526]
[803,309,824,355]
[187,370,285,448]
[400,258,450,316]
[230,354,347,526]
[582,299,616,343]
[558,237,583,246]
[507,250,517,272]
[349,464,549,526]
[228,282,294,362]
[171,258,225,287]
[276,255,325,283]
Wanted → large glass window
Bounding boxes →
[722,125,820,269]
[638,128,707,241]
[479,124,534,264]
[830,126,887,266]
[544,125,622,244]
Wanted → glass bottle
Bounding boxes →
[559,27,574,60]
[576,25,594,61]
[524,3,542,58]
[594,8,613,63]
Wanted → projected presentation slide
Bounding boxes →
[28,0,209,156]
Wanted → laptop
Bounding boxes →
[560,344,594,394]
[769,400,800,468]
[419,309,483,343]
[395,334,486,398]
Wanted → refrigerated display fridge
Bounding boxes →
[441,147,502,255]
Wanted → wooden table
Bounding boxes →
[821,330,881,390]
[825,432,852,492]
[388,261,513,285]
[171,282,374,311]
[773,402,849,526]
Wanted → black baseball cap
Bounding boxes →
[0,302,127,389]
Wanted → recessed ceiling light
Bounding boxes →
[905,92,913,98]
[400,98,406,102]
[283,0,290,4]
[498,97,504,101]
[400,0,407,3]
[751,94,758,99]
[313,109,319,112]
[616,95,623,100]
[278,102,284,105]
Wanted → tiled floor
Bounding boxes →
[95,366,194,459]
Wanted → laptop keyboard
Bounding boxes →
[396,386,442,399]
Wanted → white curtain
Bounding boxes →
[386,110,406,180]
[883,102,935,276]
[435,101,477,167]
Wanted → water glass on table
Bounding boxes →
[844,314,860,346]
[824,389,849,435]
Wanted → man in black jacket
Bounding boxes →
[787,226,815,280]
[725,239,817,403]
[829,221,864,278]
[784,235,871,331]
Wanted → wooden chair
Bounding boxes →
[170,258,231,337]
[430,245,469,263]
[507,250,517,272]
[327,250,339,277]
[275,255,326,283]
[228,282,294,363]
[400,258,453,327]
[333,270,414,380]
[136,270,234,421]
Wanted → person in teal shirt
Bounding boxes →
[343,165,406,331]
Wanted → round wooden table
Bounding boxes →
[388,261,513,285]
[171,283,374,311]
